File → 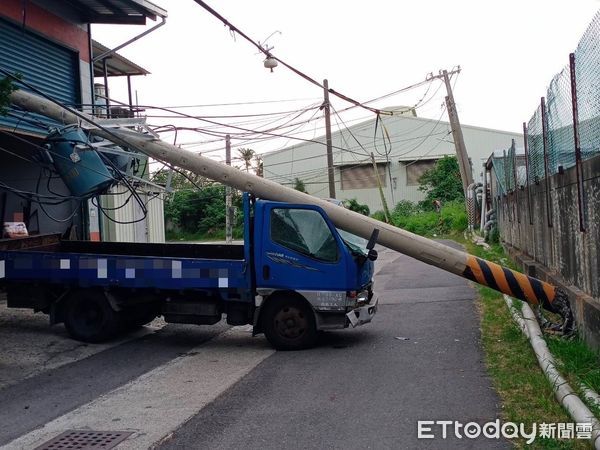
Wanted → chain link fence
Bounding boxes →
[546,66,575,174]
[490,143,525,197]
[491,154,507,195]
[527,106,544,183]
[575,12,600,163]
[521,10,600,184]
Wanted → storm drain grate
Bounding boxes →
[33,430,133,450]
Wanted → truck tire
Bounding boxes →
[262,296,318,351]
[64,290,120,343]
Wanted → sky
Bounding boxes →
[92,0,600,162]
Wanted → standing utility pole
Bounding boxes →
[429,67,475,230]
[323,79,336,199]
[439,68,473,194]
[225,134,233,244]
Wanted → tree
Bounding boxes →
[0,76,19,116]
[151,168,207,190]
[418,156,464,206]
[164,183,243,235]
[237,148,255,173]
[293,178,306,193]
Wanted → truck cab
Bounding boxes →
[251,197,377,349]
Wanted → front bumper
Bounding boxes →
[346,297,378,327]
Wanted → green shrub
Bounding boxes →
[418,156,464,204]
[343,198,370,216]
[0,75,19,116]
[402,211,439,235]
[439,201,468,232]
[371,210,388,222]
[392,200,418,217]
[389,199,467,237]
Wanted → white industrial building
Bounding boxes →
[262,109,523,213]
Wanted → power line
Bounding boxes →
[147,97,321,108]
[191,0,387,115]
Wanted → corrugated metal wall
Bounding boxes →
[146,193,165,243]
[99,188,165,243]
[0,17,79,135]
[263,114,523,213]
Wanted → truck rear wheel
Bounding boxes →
[64,290,120,343]
[262,297,318,351]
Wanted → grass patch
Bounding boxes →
[548,336,600,419]
[466,239,595,449]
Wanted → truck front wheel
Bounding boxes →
[64,290,120,343]
[262,297,318,351]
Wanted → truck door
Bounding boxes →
[256,205,347,292]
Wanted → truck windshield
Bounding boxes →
[271,208,338,262]
[337,229,368,257]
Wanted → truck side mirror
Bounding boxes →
[367,249,378,261]
[366,229,379,251]
[365,228,379,262]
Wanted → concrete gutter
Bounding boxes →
[503,295,600,448]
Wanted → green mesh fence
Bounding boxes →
[575,11,600,162]
[527,106,545,183]
[546,66,575,174]
[491,156,506,196]
[523,10,600,184]
[508,145,517,191]
[491,147,520,196]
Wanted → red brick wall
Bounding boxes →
[0,0,89,61]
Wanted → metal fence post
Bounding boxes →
[540,97,553,228]
[523,122,533,225]
[569,52,586,232]
[504,149,511,222]
[511,139,520,224]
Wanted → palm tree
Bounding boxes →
[254,154,264,177]
[293,178,306,193]
[237,148,255,173]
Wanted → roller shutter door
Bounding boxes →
[0,17,80,135]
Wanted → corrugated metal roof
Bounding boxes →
[58,0,167,25]
[92,40,149,76]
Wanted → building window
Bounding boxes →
[340,163,387,190]
[405,160,437,186]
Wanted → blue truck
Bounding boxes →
[0,194,378,350]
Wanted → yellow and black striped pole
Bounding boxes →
[462,256,571,328]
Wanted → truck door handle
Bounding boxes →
[263,265,270,280]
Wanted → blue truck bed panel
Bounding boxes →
[0,238,249,292]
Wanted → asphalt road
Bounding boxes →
[158,243,507,449]
[0,242,507,449]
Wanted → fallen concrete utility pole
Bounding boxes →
[9,89,574,332]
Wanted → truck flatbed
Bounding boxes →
[0,234,248,291]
